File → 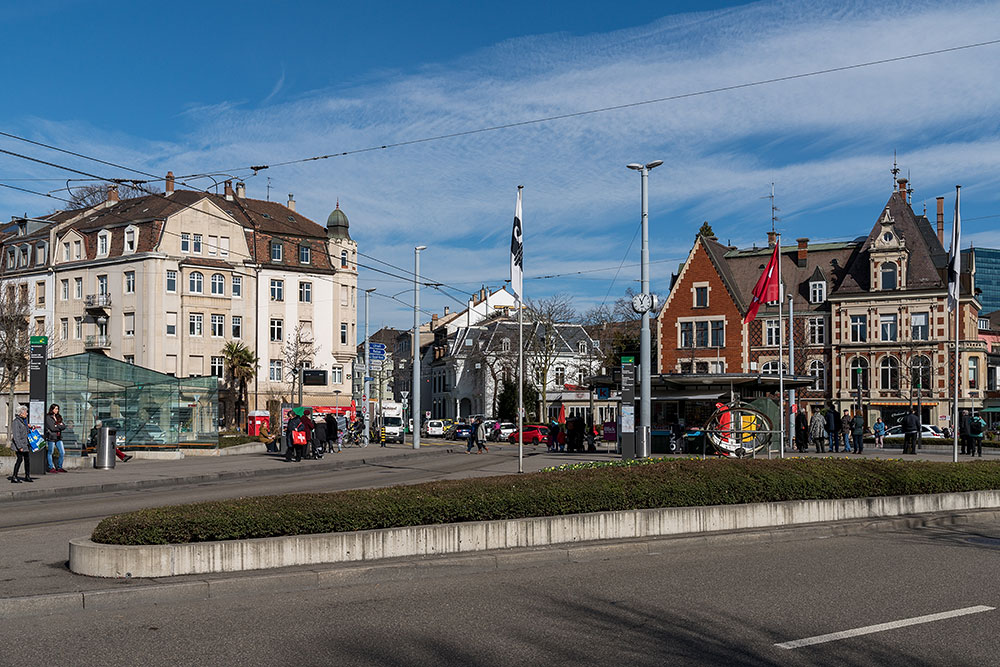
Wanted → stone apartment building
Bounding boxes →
[658,177,984,427]
[0,175,358,421]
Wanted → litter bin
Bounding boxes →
[94,426,117,469]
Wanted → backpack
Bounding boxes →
[970,417,985,437]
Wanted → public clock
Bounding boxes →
[631,292,653,313]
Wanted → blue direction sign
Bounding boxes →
[368,353,386,360]
[368,342,386,350]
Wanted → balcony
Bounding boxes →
[84,335,112,350]
[85,293,112,311]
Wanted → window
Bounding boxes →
[124,355,134,365]
[808,317,825,345]
[849,357,869,391]
[578,341,587,355]
[501,338,511,352]
[35,243,46,265]
[761,361,787,375]
[880,262,897,290]
[124,228,136,253]
[97,231,109,256]
[188,355,204,377]
[269,360,283,382]
[694,286,708,308]
[341,323,348,345]
[211,273,225,295]
[74,278,83,299]
[880,356,900,390]
[331,366,343,384]
[808,359,826,390]
[124,312,135,337]
[880,314,898,341]
[911,355,931,391]
[181,233,190,253]
[211,356,224,377]
[850,315,867,342]
[709,321,723,347]
[554,366,566,385]
[166,270,177,293]
[299,281,312,303]
[341,250,348,268]
[189,271,203,294]
[19,246,28,267]
[124,271,135,294]
[765,320,780,347]
[74,317,82,339]
[6,249,14,269]
[35,281,44,307]
[219,236,230,257]
[270,279,283,301]
[231,315,242,338]
[232,275,242,297]
[980,318,990,331]
[680,322,693,348]
[62,242,70,261]
[207,235,218,256]
[270,318,283,342]
[73,240,81,259]
[270,242,283,262]
[695,321,709,348]
[211,314,224,337]
[970,357,980,390]
[341,285,348,306]
[192,234,202,254]
[809,281,826,304]
[60,318,68,340]
[299,245,311,264]
[97,274,108,295]
[60,279,69,301]
[166,312,177,336]
[911,312,929,341]
[189,313,203,336]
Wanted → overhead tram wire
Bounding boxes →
[192,38,1000,176]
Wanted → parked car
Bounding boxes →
[884,424,946,442]
[422,420,446,437]
[450,423,474,441]
[507,425,549,445]
[491,422,517,441]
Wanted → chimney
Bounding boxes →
[235,181,246,198]
[479,287,486,302]
[106,185,119,203]
[431,314,438,328]
[936,196,945,245]
[165,171,175,195]
[287,194,295,211]
[796,238,809,267]
[444,306,450,315]
[767,230,777,248]
[897,177,908,202]
[224,180,234,201]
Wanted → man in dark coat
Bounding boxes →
[902,409,920,455]
[312,418,327,459]
[325,412,339,451]
[959,410,971,456]
[795,405,809,453]
[825,405,840,453]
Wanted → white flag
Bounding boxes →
[510,187,523,300]
[947,186,961,311]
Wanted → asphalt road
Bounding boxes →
[3,519,1000,666]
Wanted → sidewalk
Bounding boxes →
[0,440,462,503]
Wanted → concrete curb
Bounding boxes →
[3,508,996,619]
[0,447,457,504]
[69,489,1000,578]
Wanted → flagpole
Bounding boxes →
[777,233,784,460]
[518,296,524,474]
[511,185,524,474]
[952,185,961,464]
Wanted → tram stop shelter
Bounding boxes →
[47,352,219,455]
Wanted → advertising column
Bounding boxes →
[28,335,47,472]
[620,355,636,459]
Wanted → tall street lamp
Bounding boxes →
[627,159,663,459]
[413,245,427,449]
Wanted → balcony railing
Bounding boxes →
[85,293,112,308]
[84,335,111,350]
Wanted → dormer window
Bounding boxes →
[6,248,15,269]
[97,231,110,257]
[880,262,897,290]
[882,231,894,243]
[124,226,138,254]
[271,242,283,262]
[35,243,46,265]
[18,245,28,267]
[809,281,826,304]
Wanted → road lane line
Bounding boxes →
[775,605,995,649]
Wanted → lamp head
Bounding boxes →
[626,163,643,171]
[646,160,664,170]
[415,245,427,251]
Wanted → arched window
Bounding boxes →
[881,262,897,290]
[189,271,203,294]
[808,359,826,391]
[501,338,511,352]
[911,355,931,391]
[879,356,899,390]
[849,357,869,390]
[761,361,788,375]
[341,250,348,268]
[210,273,225,295]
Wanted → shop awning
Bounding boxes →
[870,401,938,406]
[981,407,1000,413]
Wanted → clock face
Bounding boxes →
[631,293,652,313]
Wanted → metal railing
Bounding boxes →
[85,293,112,308]
[84,335,112,349]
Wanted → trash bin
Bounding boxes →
[94,426,117,469]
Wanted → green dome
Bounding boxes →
[326,202,351,240]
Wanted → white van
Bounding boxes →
[423,420,445,437]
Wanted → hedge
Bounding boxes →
[91,457,1000,546]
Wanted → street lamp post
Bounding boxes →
[627,160,663,459]
[413,246,427,449]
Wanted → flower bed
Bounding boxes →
[91,457,1000,546]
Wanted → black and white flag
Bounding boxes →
[510,186,523,301]
[948,185,961,311]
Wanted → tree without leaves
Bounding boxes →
[523,293,576,419]
[0,287,30,430]
[67,182,161,209]
[283,324,317,403]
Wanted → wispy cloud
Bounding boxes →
[261,66,286,106]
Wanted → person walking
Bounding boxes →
[960,410,971,456]
[325,412,339,453]
[902,408,920,455]
[9,405,33,483]
[872,417,886,449]
[795,405,809,453]
[810,406,827,454]
[841,410,853,453]
[851,410,865,455]
[45,403,67,473]
[312,417,327,459]
[969,411,987,457]
[474,417,488,453]
[825,405,840,453]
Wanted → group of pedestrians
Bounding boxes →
[801,404,867,454]
[466,417,488,454]
[959,409,988,457]
[279,408,340,462]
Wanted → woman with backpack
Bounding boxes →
[969,412,987,457]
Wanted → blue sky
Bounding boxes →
[3,0,1000,332]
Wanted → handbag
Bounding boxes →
[291,429,307,445]
[27,427,45,452]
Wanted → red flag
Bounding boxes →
[743,242,780,323]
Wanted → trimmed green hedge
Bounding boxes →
[91,457,1000,546]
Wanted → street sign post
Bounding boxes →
[620,356,636,460]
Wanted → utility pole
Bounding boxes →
[413,246,426,449]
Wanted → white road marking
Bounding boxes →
[775,605,996,650]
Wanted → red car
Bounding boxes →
[507,425,549,445]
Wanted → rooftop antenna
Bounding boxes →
[906,168,914,202]
[891,151,900,185]
[760,183,780,233]
[266,177,272,202]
